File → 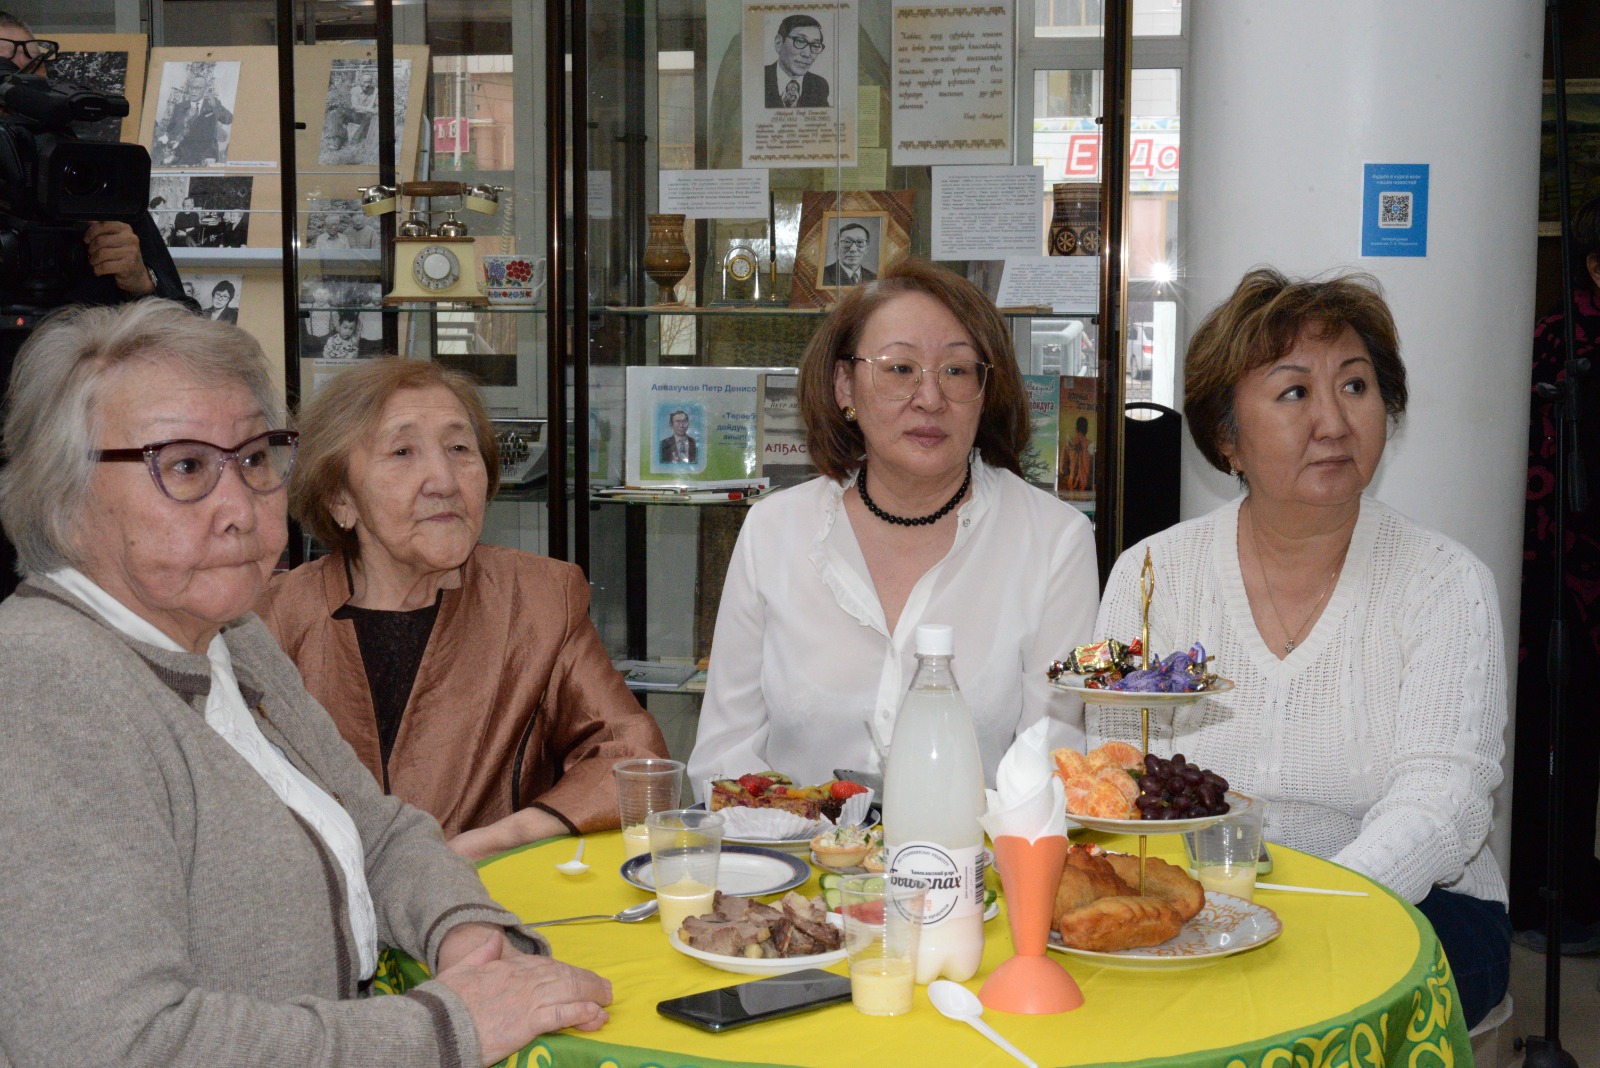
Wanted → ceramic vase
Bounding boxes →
[643,213,691,305]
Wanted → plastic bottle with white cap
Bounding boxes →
[882,623,986,983]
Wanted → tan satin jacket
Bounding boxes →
[255,544,668,836]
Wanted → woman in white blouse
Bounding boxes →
[689,260,1098,793]
[1091,267,1509,1028]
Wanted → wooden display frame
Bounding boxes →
[789,189,913,309]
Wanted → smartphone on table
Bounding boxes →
[657,969,853,1032]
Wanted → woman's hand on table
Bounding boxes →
[435,927,613,1066]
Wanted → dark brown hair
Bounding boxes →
[796,258,1028,480]
[289,358,499,559]
[1184,267,1408,474]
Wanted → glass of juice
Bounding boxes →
[838,874,930,1016]
[1185,803,1265,902]
[614,758,685,859]
[647,808,724,939]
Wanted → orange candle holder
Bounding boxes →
[978,834,1083,1014]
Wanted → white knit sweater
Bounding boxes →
[1090,496,1508,906]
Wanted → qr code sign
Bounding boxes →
[1379,192,1412,228]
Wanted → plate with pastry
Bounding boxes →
[668,891,846,975]
[620,845,810,898]
[1045,844,1281,968]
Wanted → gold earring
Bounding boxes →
[843,405,857,422]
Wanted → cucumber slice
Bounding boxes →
[985,888,998,908]
[818,872,844,910]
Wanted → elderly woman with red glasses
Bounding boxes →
[688,259,1098,793]
[0,301,611,1067]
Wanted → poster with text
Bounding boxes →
[891,0,1011,165]
[742,0,858,169]
[626,366,793,488]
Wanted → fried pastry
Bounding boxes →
[1103,853,1206,922]
[1054,895,1184,953]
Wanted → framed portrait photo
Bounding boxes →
[790,189,913,308]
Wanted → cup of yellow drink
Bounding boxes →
[614,758,685,859]
[1185,804,1265,902]
[838,874,930,1016]
[647,808,724,939]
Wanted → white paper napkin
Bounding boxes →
[977,719,1068,843]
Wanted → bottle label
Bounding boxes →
[886,842,985,926]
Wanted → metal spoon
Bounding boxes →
[555,839,589,876]
[928,980,1038,1068]
[516,899,660,930]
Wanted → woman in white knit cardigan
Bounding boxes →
[1090,268,1509,1029]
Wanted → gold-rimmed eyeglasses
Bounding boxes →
[94,430,300,503]
[848,355,989,403]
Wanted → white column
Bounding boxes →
[1180,1,1545,879]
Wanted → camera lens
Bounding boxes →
[58,159,108,198]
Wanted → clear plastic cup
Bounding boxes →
[647,808,724,940]
[838,873,930,1016]
[614,758,684,859]
[1186,804,1265,902]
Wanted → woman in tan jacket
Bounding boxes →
[256,359,667,860]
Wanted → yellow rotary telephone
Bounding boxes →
[362,181,501,305]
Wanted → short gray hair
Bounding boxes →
[0,299,283,576]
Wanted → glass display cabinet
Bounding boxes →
[273,0,1188,748]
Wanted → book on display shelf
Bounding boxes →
[756,371,820,489]
[1021,373,1061,494]
[1057,375,1096,501]
[613,660,702,691]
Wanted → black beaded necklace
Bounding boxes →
[856,461,971,527]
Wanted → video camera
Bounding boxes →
[0,71,152,313]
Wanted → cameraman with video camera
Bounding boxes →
[0,10,195,599]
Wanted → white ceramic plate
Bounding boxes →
[1050,676,1235,708]
[1047,891,1282,969]
[669,912,846,975]
[619,845,810,897]
[1066,790,1256,836]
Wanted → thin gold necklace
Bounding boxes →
[1247,501,1346,655]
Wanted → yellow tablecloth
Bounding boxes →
[462,831,1467,1068]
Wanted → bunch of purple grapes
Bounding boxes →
[1135,753,1230,820]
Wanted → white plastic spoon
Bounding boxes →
[928,980,1038,1068]
[555,839,589,875]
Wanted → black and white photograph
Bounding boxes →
[318,59,411,166]
[184,273,243,324]
[151,60,240,167]
[149,174,253,248]
[819,216,880,287]
[300,276,384,359]
[303,198,380,250]
[50,50,130,143]
[763,13,830,109]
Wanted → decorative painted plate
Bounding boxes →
[1047,891,1282,969]
[620,844,809,897]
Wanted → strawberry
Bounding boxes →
[830,780,869,801]
[737,774,774,795]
